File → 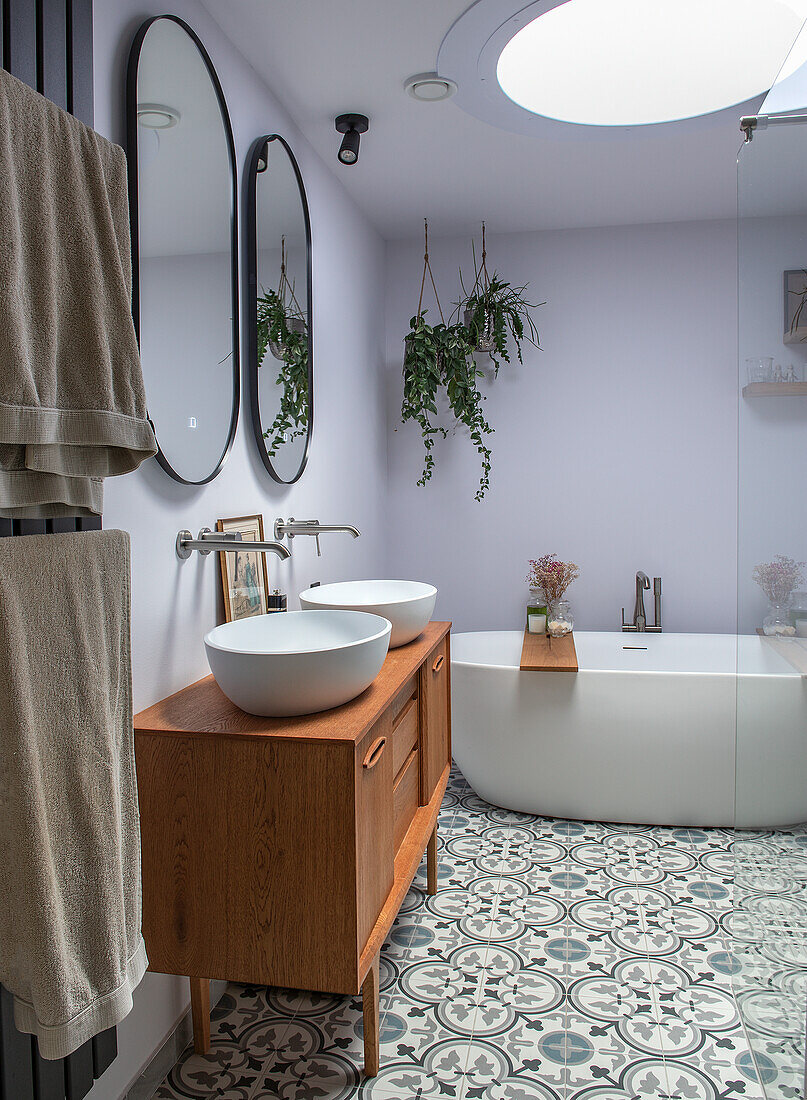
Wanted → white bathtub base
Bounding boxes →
[450,631,807,829]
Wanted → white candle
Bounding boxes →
[528,613,547,634]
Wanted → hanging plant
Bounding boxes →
[257,237,309,457]
[458,222,543,374]
[401,221,493,501]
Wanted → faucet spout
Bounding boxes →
[176,528,291,561]
[633,571,650,631]
[273,518,361,541]
[622,571,662,632]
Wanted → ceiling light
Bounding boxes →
[404,72,458,102]
[335,113,369,165]
[496,0,807,127]
[137,102,180,129]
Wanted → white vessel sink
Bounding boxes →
[204,610,391,717]
[299,580,437,648]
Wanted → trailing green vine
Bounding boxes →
[401,221,494,501]
[257,237,309,458]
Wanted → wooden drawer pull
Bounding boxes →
[432,654,445,673]
[363,736,387,769]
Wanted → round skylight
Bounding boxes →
[496,0,807,127]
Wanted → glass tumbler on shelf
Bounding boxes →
[547,600,574,637]
[746,357,773,383]
[792,592,807,637]
[763,601,796,636]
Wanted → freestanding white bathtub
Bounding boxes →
[451,631,807,828]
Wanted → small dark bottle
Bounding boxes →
[267,590,288,614]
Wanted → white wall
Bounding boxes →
[89,1,387,1095]
[384,220,739,635]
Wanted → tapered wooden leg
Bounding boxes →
[362,954,380,1076]
[190,977,211,1054]
[427,825,438,896]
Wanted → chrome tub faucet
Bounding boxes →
[622,572,662,632]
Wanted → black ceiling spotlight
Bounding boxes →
[335,113,369,165]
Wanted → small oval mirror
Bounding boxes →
[127,16,239,484]
[247,135,313,483]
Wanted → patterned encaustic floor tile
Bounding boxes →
[152,764,806,1100]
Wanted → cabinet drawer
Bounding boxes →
[393,748,418,853]
[390,675,418,725]
[392,697,419,779]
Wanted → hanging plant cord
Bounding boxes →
[416,219,444,324]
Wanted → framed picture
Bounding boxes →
[784,269,807,343]
[216,514,270,622]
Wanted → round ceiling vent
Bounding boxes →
[137,103,181,129]
[404,72,458,102]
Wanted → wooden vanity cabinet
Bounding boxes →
[134,622,451,1076]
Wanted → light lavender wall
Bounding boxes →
[88,1,387,1095]
[384,220,739,635]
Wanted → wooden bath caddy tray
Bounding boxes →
[756,628,807,677]
[520,629,578,672]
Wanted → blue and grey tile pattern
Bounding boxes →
[151,766,805,1100]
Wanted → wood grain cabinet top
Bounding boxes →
[135,621,452,745]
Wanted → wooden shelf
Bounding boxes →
[520,629,578,672]
[756,628,807,677]
[742,382,807,397]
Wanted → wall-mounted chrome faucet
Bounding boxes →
[273,518,360,557]
[622,572,662,632]
[176,528,291,561]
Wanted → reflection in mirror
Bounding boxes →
[248,136,312,483]
[127,16,239,484]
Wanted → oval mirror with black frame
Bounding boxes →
[127,16,239,485]
[247,135,313,484]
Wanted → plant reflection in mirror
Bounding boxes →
[258,236,309,457]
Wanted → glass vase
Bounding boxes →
[763,601,795,636]
[526,589,547,634]
[548,599,574,637]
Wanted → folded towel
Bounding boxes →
[0,530,147,1058]
[0,68,157,517]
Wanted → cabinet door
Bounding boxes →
[356,715,394,954]
[420,635,451,805]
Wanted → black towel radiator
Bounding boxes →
[0,0,120,1096]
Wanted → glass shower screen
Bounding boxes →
[734,42,807,1097]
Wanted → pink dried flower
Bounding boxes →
[752,555,805,604]
[527,554,580,607]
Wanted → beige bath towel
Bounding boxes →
[0,530,148,1058]
[0,68,157,517]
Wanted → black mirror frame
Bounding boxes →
[126,15,240,486]
[246,134,313,484]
